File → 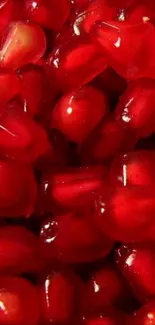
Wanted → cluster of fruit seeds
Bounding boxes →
[0,0,155,324]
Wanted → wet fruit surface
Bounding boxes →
[1,1,155,324]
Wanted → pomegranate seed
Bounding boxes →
[24,0,70,30]
[94,185,155,243]
[0,276,40,325]
[51,85,107,143]
[127,300,155,325]
[19,64,52,118]
[0,101,50,162]
[40,212,113,263]
[0,21,46,69]
[0,226,41,274]
[115,79,155,138]
[110,150,155,186]
[116,244,155,302]
[86,264,131,311]
[41,270,81,324]
[0,160,37,217]
[0,68,20,106]
[91,20,155,79]
[79,116,136,164]
[39,165,107,212]
[46,35,107,92]
[0,0,13,37]
[54,23,76,47]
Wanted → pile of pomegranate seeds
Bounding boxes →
[2,0,155,324]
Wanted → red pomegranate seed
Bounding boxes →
[0,101,50,162]
[127,300,155,325]
[41,270,80,324]
[110,151,155,186]
[0,69,20,106]
[0,226,41,274]
[54,23,76,47]
[116,244,155,302]
[46,35,107,92]
[91,20,155,79]
[94,185,155,243]
[72,0,117,35]
[0,276,40,325]
[19,64,52,118]
[51,85,107,143]
[0,0,13,37]
[24,0,70,30]
[86,264,131,311]
[79,116,136,164]
[83,310,125,325]
[40,212,113,263]
[0,160,37,217]
[40,165,107,212]
[115,79,155,138]
[0,21,46,69]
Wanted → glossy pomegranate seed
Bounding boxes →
[115,79,155,138]
[24,0,70,30]
[83,310,125,325]
[51,85,107,143]
[19,64,52,118]
[39,165,107,212]
[94,185,155,243]
[0,101,50,162]
[116,244,155,302]
[86,264,131,311]
[127,300,155,325]
[0,21,46,69]
[46,35,107,92]
[0,0,13,37]
[91,20,155,79]
[0,226,41,274]
[110,151,155,186]
[54,23,76,47]
[79,116,136,164]
[0,276,40,325]
[0,160,37,217]
[40,212,113,263]
[41,270,80,324]
[72,0,117,35]
[0,69,20,106]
